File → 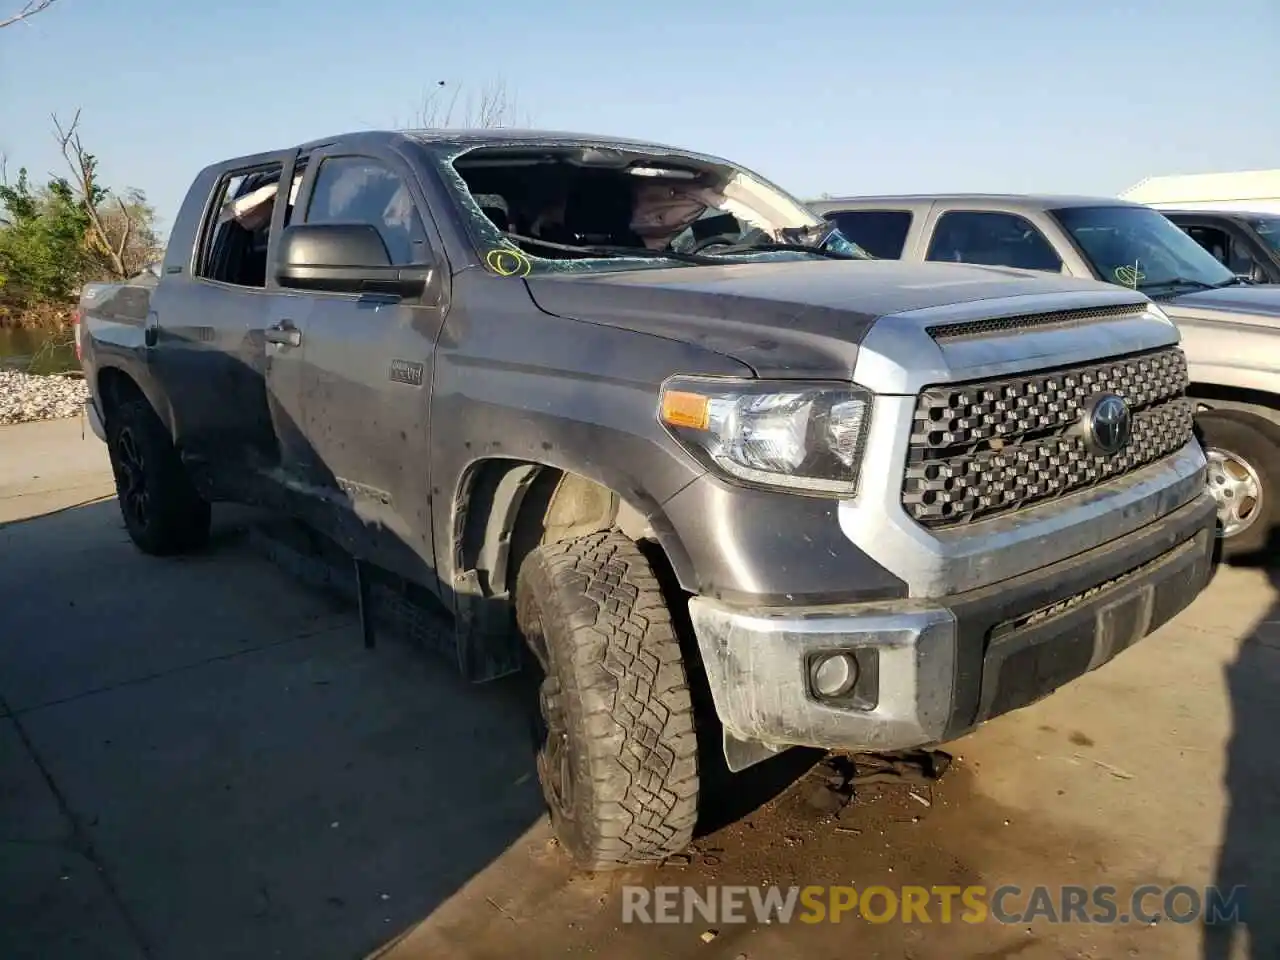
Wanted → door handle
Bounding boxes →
[264,322,301,347]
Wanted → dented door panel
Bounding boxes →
[299,295,443,584]
[288,145,448,588]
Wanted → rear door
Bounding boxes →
[818,208,916,260]
[282,145,449,586]
[151,151,298,486]
[921,208,1066,273]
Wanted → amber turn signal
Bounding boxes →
[660,390,710,430]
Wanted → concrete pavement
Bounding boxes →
[0,416,116,523]
[2,416,1277,959]
[0,420,543,959]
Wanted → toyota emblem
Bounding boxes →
[1082,393,1132,456]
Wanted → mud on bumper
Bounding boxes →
[688,490,1217,767]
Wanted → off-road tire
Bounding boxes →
[1195,409,1280,560]
[515,530,699,870]
[105,398,211,556]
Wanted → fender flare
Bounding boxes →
[447,456,697,682]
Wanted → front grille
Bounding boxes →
[901,346,1193,527]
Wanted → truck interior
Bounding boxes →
[198,141,859,286]
[446,144,825,261]
[1051,204,1237,291]
[927,214,1063,272]
[202,166,302,288]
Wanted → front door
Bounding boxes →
[1179,220,1279,283]
[285,147,449,589]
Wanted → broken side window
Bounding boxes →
[198,164,285,288]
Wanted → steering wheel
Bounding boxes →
[689,233,740,254]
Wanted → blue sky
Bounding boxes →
[2,0,1277,234]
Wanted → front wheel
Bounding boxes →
[515,530,699,870]
[105,399,211,556]
[1195,410,1280,560]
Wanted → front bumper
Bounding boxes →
[688,489,1217,761]
[84,399,106,442]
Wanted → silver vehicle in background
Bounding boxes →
[809,193,1280,559]
[1161,209,1280,285]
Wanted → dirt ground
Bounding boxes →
[2,417,1277,960]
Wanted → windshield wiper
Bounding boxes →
[501,231,723,266]
[1211,275,1254,288]
[1141,276,1218,293]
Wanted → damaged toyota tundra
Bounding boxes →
[76,130,1217,870]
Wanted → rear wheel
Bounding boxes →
[1195,410,1280,559]
[106,399,211,555]
[515,530,699,870]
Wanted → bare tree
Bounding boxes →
[410,79,528,129]
[51,109,159,280]
[0,0,60,29]
[0,153,8,227]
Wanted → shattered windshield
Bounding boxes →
[434,142,870,277]
[1051,204,1236,294]
[1250,216,1280,256]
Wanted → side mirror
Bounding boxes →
[276,223,434,298]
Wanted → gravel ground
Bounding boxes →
[0,369,90,426]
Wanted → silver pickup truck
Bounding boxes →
[811,193,1280,559]
[75,133,1217,870]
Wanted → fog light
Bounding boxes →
[811,653,859,699]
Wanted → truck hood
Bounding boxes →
[1163,284,1280,328]
[524,258,1148,379]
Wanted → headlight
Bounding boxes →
[658,377,872,495]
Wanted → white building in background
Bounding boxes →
[1121,169,1280,214]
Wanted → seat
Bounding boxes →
[562,185,644,248]
[691,212,741,244]
[472,193,511,234]
[242,229,269,287]
[928,219,973,263]
[480,206,510,233]
[1006,238,1060,271]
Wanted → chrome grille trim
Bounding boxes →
[901,346,1193,528]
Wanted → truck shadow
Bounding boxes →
[232,357,817,843]
[0,494,550,960]
[243,340,821,831]
[1205,542,1280,960]
[6,343,817,959]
